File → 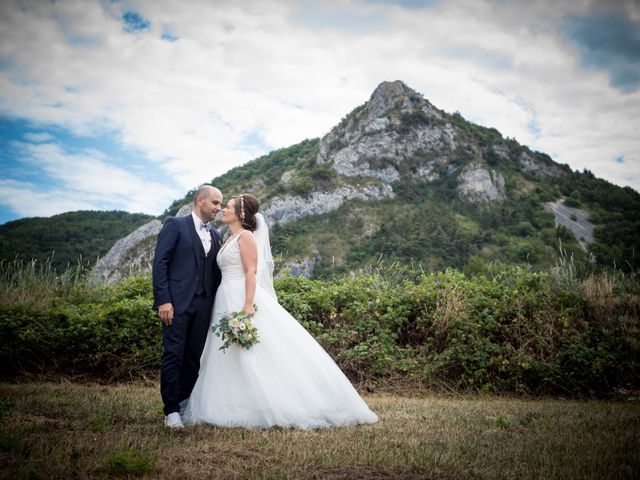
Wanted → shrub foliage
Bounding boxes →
[1,261,637,395]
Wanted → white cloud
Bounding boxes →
[7,140,181,217]
[0,179,96,218]
[23,132,54,143]
[0,0,638,223]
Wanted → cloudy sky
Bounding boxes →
[1,0,639,224]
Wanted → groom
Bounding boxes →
[152,185,223,429]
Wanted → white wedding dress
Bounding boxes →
[184,215,378,429]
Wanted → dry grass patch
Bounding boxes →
[0,382,638,479]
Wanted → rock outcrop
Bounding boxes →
[176,203,194,217]
[317,81,456,182]
[519,151,564,178]
[263,184,394,225]
[277,255,319,278]
[457,163,506,204]
[92,219,162,284]
[416,162,439,181]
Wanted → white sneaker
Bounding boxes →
[164,412,184,429]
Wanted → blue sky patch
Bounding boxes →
[239,127,271,153]
[0,116,174,224]
[527,120,541,139]
[562,12,640,92]
[123,10,151,33]
[161,26,178,42]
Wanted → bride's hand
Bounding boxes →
[243,304,255,316]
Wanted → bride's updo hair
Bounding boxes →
[232,193,260,232]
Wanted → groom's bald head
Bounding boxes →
[193,185,222,223]
[194,185,221,204]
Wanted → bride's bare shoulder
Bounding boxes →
[237,229,257,248]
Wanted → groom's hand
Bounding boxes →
[158,303,174,326]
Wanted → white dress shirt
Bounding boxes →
[191,212,212,255]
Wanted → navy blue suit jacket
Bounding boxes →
[152,215,222,315]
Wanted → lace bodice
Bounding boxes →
[217,233,246,281]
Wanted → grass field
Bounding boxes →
[0,382,638,479]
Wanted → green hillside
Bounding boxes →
[160,92,639,277]
[0,210,154,271]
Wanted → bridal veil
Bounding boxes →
[253,213,277,299]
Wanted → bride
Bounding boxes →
[184,194,378,429]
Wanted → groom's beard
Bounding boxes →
[197,207,215,224]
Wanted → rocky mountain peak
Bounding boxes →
[371,79,415,97]
[367,80,423,117]
[315,80,565,210]
[317,80,452,184]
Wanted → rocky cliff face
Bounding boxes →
[317,81,457,186]
[263,184,394,225]
[518,151,564,178]
[457,163,506,204]
[92,219,162,284]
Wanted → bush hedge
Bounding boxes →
[1,268,638,395]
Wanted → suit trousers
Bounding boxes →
[160,292,213,415]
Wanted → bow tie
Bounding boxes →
[200,223,212,232]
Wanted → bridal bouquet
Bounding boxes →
[211,305,260,352]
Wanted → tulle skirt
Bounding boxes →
[183,278,378,429]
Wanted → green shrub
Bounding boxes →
[1,274,160,379]
[0,265,637,395]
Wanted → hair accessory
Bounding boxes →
[240,195,245,221]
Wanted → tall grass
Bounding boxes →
[0,257,97,309]
[549,240,640,324]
